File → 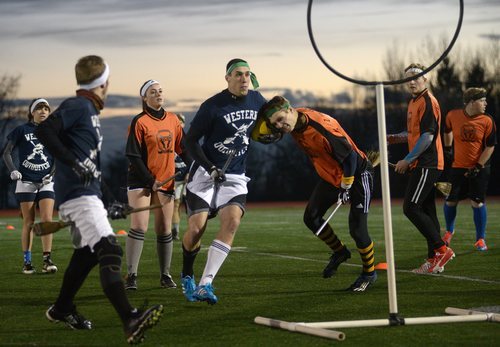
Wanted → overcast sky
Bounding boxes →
[0,0,498,109]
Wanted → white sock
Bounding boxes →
[199,239,231,286]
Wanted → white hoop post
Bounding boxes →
[254,317,345,341]
[375,84,399,315]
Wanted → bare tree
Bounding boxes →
[0,74,21,118]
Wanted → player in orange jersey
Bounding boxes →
[253,96,377,292]
[124,79,190,290]
[388,63,454,274]
[442,87,497,251]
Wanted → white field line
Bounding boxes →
[231,248,500,285]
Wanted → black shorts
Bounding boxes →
[446,167,490,203]
[405,167,442,205]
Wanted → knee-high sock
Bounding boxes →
[199,239,231,286]
[472,205,487,240]
[157,234,173,275]
[126,228,145,275]
[317,225,345,252]
[55,247,98,312]
[358,242,375,274]
[443,204,457,233]
[182,244,200,277]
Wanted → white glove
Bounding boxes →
[10,170,22,181]
[42,174,53,185]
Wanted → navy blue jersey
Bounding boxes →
[6,122,54,182]
[190,89,266,174]
[174,154,188,181]
[50,96,103,205]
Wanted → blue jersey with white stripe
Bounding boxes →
[6,122,54,183]
[190,89,266,174]
[50,96,103,205]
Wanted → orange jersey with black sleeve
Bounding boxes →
[126,110,183,190]
[444,109,497,168]
[406,89,444,170]
[291,108,367,187]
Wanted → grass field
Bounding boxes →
[0,199,499,346]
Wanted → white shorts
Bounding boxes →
[15,180,55,202]
[186,166,250,215]
[58,195,114,251]
[174,181,186,200]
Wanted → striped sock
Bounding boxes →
[318,225,344,252]
[157,234,173,275]
[199,239,231,286]
[358,242,375,273]
[125,228,145,275]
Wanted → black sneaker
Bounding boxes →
[160,274,177,288]
[347,272,377,292]
[42,257,58,274]
[322,247,351,278]
[124,304,163,344]
[23,262,36,274]
[46,304,92,330]
[125,273,138,290]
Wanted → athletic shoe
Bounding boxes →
[347,272,377,292]
[124,304,163,344]
[125,273,138,290]
[22,262,35,275]
[442,231,454,246]
[160,274,177,288]
[193,283,218,305]
[42,258,58,274]
[475,239,488,251]
[46,304,92,330]
[429,247,455,273]
[181,274,197,302]
[323,247,351,278]
[412,259,434,274]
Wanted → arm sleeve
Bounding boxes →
[35,114,78,166]
[185,124,214,171]
[2,141,17,173]
[179,131,193,168]
[341,150,357,178]
[484,115,497,147]
[404,132,434,163]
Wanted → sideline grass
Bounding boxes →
[0,200,499,346]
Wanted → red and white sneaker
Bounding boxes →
[474,239,488,251]
[442,231,454,246]
[412,259,435,274]
[430,247,455,273]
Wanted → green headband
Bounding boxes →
[226,61,260,89]
[264,101,290,119]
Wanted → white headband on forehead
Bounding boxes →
[405,67,426,78]
[79,63,110,90]
[30,98,50,114]
[140,80,160,97]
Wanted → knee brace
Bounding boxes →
[94,235,123,288]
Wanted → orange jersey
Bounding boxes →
[126,110,183,190]
[292,108,366,187]
[406,89,444,170]
[445,109,497,168]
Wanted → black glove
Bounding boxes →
[72,159,96,187]
[107,201,129,220]
[444,146,453,164]
[209,166,226,184]
[258,132,282,144]
[338,187,350,204]
[465,163,482,178]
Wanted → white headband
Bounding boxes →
[79,63,110,90]
[140,79,160,97]
[30,98,50,114]
[405,67,426,79]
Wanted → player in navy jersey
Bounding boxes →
[180,58,266,304]
[3,98,57,274]
[35,55,162,344]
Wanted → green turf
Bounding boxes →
[0,200,499,346]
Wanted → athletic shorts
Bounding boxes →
[174,180,186,200]
[15,180,55,202]
[127,186,174,198]
[404,167,442,205]
[185,165,249,217]
[58,195,114,251]
[446,167,490,203]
